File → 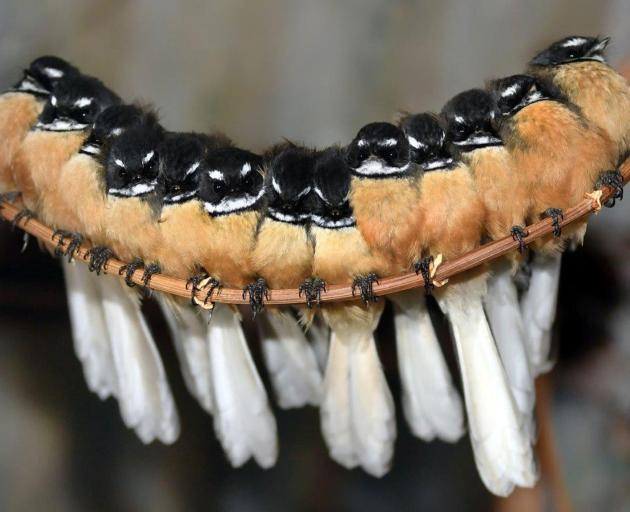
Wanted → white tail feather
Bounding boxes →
[157,295,213,414]
[98,276,179,444]
[62,261,116,400]
[436,276,538,497]
[258,309,323,408]
[320,307,396,477]
[208,304,278,469]
[485,261,536,439]
[305,314,330,372]
[520,253,562,375]
[391,289,465,442]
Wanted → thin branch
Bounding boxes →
[1,158,628,305]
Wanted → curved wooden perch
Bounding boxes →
[1,158,628,305]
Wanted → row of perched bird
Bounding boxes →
[0,35,627,497]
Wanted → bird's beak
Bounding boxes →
[585,37,610,62]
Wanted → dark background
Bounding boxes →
[1,1,629,510]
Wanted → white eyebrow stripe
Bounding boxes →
[185,161,200,177]
[407,135,425,149]
[114,158,126,168]
[357,139,368,147]
[313,186,328,202]
[142,150,155,165]
[110,127,123,137]
[379,138,398,147]
[208,169,224,181]
[454,115,465,124]
[562,37,587,47]
[271,176,282,194]
[44,67,64,78]
[74,97,93,108]
[51,96,58,106]
[296,186,311,199]
[240,162,252,176]
[501,84,520,97]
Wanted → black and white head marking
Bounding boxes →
[399,113,456,171]
[490,74,561,117]
[530,35,610,67]
[198,147,264,216]
[346,122,411,178]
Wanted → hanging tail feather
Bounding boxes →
[62,260,116,400]
[320,305,396,477]
[391,289,465,442]
[157,294,213,414]
[520,253,562,375]
[484,260,536,439]
[98,276,179,444]
[258,308,323,409]
[208,303,278,469]
[304,313,330,372]
[435,275,538,497]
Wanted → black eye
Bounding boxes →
[358,146,369,161]
[568,51,576,59]
[213,181,225,194]
[387,148,398,160]
[117,167,126,178]
[172,184,181,192]
[243,175,253,189]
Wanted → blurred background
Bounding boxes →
[1,1,629,510]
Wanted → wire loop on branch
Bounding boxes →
[1,158,629,305]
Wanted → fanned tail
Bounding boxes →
[391,289,465,442]
[436,276,538,497]
[485,260,536,439]
[98,276,180,444]
[258,309,323,408]
[157,294,213,414]
[208,303,278,469]
[62,260,116,400]
[520,253,562,375]
[320,306,396,477]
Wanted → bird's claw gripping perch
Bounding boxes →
[511,225,529,253]
[141,262,161,287]
[596,170,624,207]
[299,277,327,308]
[414,254,447,294]
[52,229,83,261]
[11,207,34,230]
[118,258,144,287]
[543,208,564,238]
[351,272,380,305]
[243,278,269,317]
[197,276,222,305]
[86,246,114,275]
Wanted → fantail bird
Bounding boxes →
[11,73,120,227]
[488,74,617,375]
[347,121,465,444]
[440,91,537,438]
[0,56,78,198]
[250,145,323,409]
[153,131,227,416]
[158,143,278,469]
[349,117,537,495]
[67,118,179,445]
[529,35,630,163]
[309,146,396,478]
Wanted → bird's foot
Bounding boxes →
[299,277,327,308]
[198,276,222,305]
[596,169,624,207]
[141,262,161,287]
[118,258,144,287]
[351,272,379,305]
[186,271,208,305]
[542,208,564,238]
[52,229,83,261]
[86,246,114,275]
[414,255,435,294]
[11,207,34,230]
[511,225,529,253]
[243,278,269,317]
